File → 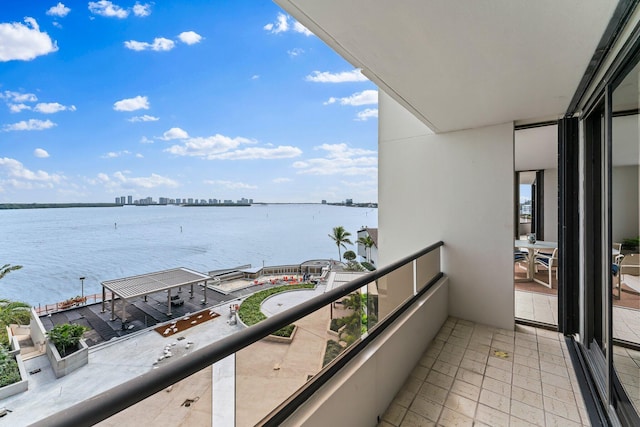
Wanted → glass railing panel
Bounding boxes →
[376,262,414,322]
[416,247,441,292]
[95,367,213,426]
[235,292,357,426]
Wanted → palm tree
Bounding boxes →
[0,264,22,280]
[357,235,375,262]
[0,299,31,326]
[329,226,353,260]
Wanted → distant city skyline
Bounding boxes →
[0,2,378,204]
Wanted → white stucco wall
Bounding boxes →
[378,91,514,330]
[544,168,558,241]
[612,165,639,244]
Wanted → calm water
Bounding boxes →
[0,204,377,306]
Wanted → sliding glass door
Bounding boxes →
[578,48,640,425]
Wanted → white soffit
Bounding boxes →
[515,125,558,171]
[276,0,618,133]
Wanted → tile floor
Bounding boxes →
[378,317,591,426]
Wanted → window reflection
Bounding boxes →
[611,61,640,412]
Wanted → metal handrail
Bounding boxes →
[32,241,444,427]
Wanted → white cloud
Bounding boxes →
[1,91,37,102]
[102,150,131,159]
[0,17,58,62]
[3,119,56,131]
[264,13,312,36]
[128,114,159,122]
[135,153,143,158]
[178,31,202,45]
[0,157,63,186]
[292,21,312,36]
[264,13,288,34]
[164,132,302,160]
[34,102,76,113]
[356,108,378,121]
[113,95,149,111]
[109,171,178,189]
[47,3,71,17]
[273,177,291,184]
[132,2,151,17]
[287,48,304,57]
[165,134,251,156]
[207,146,302,160]
[305,69,368,83]
[88,1,129,18]
[292,143,377,177]
[9,103,31,113]
[324,90,378,106]
[140,136,153,144]
[203,180,257,190]
[160,127,189,140]
[251,75,260,80]
[34,148,50,158]
[124,37,175,52]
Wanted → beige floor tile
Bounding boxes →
[432,359,459,377]
[444,393,477,418]
[402,377,424,394]
[417,382,448,405]
[419,354,436,369]
[542,382,577,405]
[409,395,442,422]
[479,388,510,413]
[482,376,511,397]
[511,373,542,394]
[510,400,545,426]
[409,365,429,380]
[393,389,416,408]
[437,407,473,427]
[543,396,581,423]
[475,403,509,427]
[426,369,454,389]
[545,412,582,427]
[382,402,408,425]
[509,415,541,426]
[399,410,435,427]
[450,379,480,401]
[511,385,543,409]
[455,367,483,387]
[464,348,489,364]
[459,358,486,375]
[540,370,572,391]
[485,365,512,383]
[513,364,541,381]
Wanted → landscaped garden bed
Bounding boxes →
[237,283,314,338]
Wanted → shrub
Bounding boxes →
[48,323,88,357]
[343,250,356,262]
[361,261,376,271]
[238,284,314,338]
[0,346,20,387]
[323,340,343,366]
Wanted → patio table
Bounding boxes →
[515,240,558,284]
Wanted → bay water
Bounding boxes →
[0,204,377,306]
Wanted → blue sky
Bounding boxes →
[0,1,378,204]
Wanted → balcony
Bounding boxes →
[7,241,590,426]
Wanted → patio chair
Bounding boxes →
[514,250,528,271]
[534,248,558,288]
[612,253,624,300]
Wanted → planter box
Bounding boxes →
[264,326,298,343]
[0,334,28,400]
[46,338,88,378]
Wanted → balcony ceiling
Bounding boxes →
[276,0,618,133]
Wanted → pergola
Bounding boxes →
[101,267,212,325]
